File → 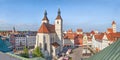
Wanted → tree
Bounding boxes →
[20,46,29,58]
[33,46,44,58]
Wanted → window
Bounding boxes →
[43,36,46,42]
[57,21,59,24]
[53,37,54,42]
[44,43,47,50]
[50,38,52,43]
[40,43,42,49]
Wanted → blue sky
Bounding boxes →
[0,0,120,32]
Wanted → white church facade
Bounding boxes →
[35,9,63,58]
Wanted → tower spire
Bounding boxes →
[44,10,47,16]
[58,8,61,15]
[42,10,49,23]
[112,20,116,33]
[12,26,16,33]
[56,8,62,20]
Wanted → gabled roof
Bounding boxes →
[67,29,73,33]
[106,33,120,41]
[76,29,83,32]
[90,30,95,35]
[107,28,113,33]
[94,34,104,41]
[85,39,120,60]
[64,33,76,39]
[38,23,55,33]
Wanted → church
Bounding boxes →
[35,9,63,58]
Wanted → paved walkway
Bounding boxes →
[69,47,83,60]
[69,47,90,60]
[0,52,21,60]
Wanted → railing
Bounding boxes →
[87,46,97,54]
[0,52,45,60]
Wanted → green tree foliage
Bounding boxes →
[33,46,44,58]
[20,46,29,58]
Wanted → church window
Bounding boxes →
[43,36,46,42]
[44,43,47,50]
[57,21,59,24]
[40,43,42,48]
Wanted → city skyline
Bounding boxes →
[0,0,120,32]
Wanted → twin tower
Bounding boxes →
[41,9,63,43]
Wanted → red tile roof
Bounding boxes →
[64,33,75,39]
[106,33,120,41]
[67,29,73,33]
[38,23,55,33]
[76,29,83,32]
[90,30,95,35]
[94,34,104,40]
[107,28,113,33]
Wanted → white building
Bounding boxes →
[26,34,36,49]
[14,34,27,50]
[10,33,36,51]
[35,9,63,58]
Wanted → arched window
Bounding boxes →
[43,36,46,43]
[57,21,59,24]
[44,43,47,50]
[39,43,42,48]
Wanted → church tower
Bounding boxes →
[12,26,16,33]
[42,10,49,24]
[55,8,63,49]
[112,21,116,33]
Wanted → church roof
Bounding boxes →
[38,23,55,33]
[85,39,120,60]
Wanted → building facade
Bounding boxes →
[35,9,63,58]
